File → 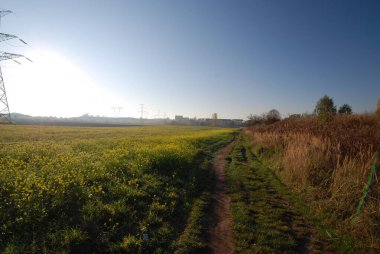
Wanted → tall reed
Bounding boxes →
[246,114,380,252]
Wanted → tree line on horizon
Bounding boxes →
[246,95,380,126]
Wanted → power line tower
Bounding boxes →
[0,9,31,124]
[112,106,123,117]
[139,104,147,119]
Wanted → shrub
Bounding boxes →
[338,104,352,115]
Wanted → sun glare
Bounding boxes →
[3,49,120,117]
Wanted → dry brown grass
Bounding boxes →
[246,114,380,252]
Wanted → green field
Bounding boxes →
[0,125,235,253]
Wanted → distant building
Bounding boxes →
[218,119,243,127]
[175,115,184,121]
[174,115,191,125]
[232,119,244,126]
[174,115,242,128]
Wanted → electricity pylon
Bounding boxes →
[139,104,147,119]
[0,9,31,124]
[112,106,123,117]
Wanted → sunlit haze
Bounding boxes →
[1,0,379,119]
[4,50,130,117]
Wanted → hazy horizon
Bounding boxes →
[1,0,379,119]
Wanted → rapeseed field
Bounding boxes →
[0,125,235,253]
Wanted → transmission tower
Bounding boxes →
[112,106,122,117]
[0,9,31,124]
[139,104,147,119]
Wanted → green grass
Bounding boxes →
[227,133,344,253]
[253,145,363,254]
[174,192,212,254]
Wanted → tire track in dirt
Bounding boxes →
[206,141,235,254]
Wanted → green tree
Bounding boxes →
[376,99,380,118]
[314,95,336,122]
[338,104,352,115]
[265,109,281,124]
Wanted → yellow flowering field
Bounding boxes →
[0,125,235,253]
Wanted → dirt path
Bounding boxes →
[207,141,235,254]
[227,134,336,254]
[205,137,335,254]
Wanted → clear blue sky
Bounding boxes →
[1,0,379,119]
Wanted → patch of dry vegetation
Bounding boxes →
[246,114,380,252]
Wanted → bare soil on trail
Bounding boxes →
[206,141,236,254]
[205,137,335,254]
